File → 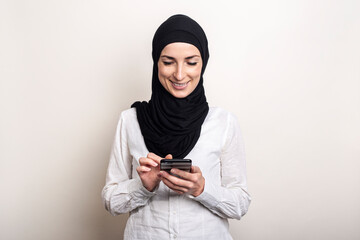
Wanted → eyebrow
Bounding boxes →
[160,55,201,60]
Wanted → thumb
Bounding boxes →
[165,154,173,159]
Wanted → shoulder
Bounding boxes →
[204,107,243,150]
[115,108,138,131]
[207,107,242,139]
[207,106,239,124]
[119,108,137,121]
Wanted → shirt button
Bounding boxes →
[172,211,176,215]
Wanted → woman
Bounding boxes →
[102,14,251,239]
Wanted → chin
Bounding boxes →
[171,91,189,98]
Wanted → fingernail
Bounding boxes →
[171,169,176,173]
[152,163,158,167]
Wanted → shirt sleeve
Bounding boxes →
[101,112,156,216]
[191,112,251,220]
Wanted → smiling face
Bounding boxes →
[157,42,203,98]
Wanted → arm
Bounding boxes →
[101,113,155,216]
[191,113,251,220]
[158,113,251,219]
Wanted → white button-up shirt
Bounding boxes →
[102,107,251,240]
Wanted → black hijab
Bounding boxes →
[131,14,209,159]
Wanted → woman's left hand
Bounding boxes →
[158,166,205,197]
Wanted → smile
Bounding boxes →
[169,80,190,90]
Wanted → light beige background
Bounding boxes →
[1,0,359,239]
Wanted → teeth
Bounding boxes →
[173,82,186,86]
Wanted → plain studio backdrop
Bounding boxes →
[0,0,359,239]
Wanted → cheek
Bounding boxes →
[157,67,166,84]
[158,71,167,88]
[158,66,172,79]
[190,67,202,80]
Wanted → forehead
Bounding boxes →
[161,42,201,58]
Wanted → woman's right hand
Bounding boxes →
[137,153,172,192]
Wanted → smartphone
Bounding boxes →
[160,159,192,173]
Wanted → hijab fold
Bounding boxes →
[131,14,209,159]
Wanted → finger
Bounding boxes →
[170,168,193,181]
[160,171,193,189]
[161,177,187,193]
[147,152,162,164]
[165,154,173,159]
[136,166,151,173]
[162,179,188,194]
[191,165,201,173]
[139,157,158,167]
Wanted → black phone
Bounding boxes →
[160,159,192,173]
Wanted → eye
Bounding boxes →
[163,61,173,65]
[188,62,198,66]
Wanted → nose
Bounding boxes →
[173,63,185,81]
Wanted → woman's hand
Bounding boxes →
[136,153,172,192]
[158,166,205,197]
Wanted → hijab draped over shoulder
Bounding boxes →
[131,14,210,159]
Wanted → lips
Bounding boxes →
[170,80,189,90]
